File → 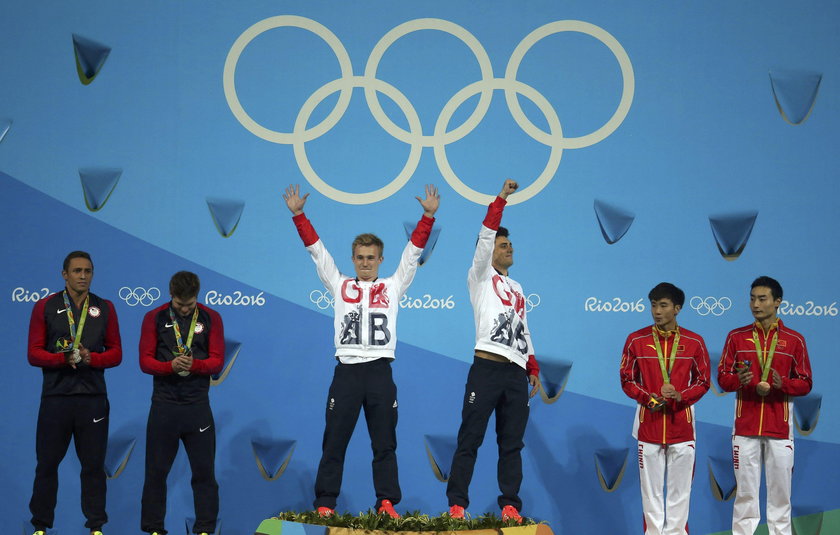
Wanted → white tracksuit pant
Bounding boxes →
[638,440,695,535]
[732,435,794,535]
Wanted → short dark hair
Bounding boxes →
[648,282,685,307]
[496,226,509,239]
[751,276,783,301]
[63,251,93,272]
[169,271,201,299]
[351,233,384,257]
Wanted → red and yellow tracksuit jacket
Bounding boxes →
[620,325,711,444]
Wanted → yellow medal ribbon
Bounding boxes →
[752,326,779,382]
[62,291,89,351]
[651,326,680,384]
[169,306,199,356]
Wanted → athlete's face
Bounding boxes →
[352,245,383,282]
[492,236,514,273]
[650,298,680,331]
[62,258,93,295]
[171,295,197,317]
[750,286,780,324]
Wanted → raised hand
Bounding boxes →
[499,179,518,200]
[283,184,309,215]
[416,184,440,217]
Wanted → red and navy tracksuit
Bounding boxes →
[139,302,224,535]
[27,291,122,531]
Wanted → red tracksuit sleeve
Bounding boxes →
[482,196,506,231]
[717,333,747,392]
[292,212,320,247]
[526,354,540,377]
[88,301,122,368]
[27,298,65,368]
[191,308,225,376]
[620,337,651,404]
[779,336,812,396]
[409,215,435,248]
[139,309,173,375]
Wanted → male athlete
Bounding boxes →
[718,276,812,535]
[139,271,224,535]
[27,251,123,535]
[283,183,439,519]
[620,282,710,535]
[446,179,541,524]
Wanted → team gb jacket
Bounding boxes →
[293,212,434,362]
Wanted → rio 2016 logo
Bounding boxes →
[205,290,267,306]
[224,16,633,205]
[11,287,50,303]
[584,297,645,313]
[778,300,838,317]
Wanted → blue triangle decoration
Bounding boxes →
[251,438,296,481]
[769,70,822,125]
[0,118,11,144]
[708,456,737,501]
[79,167,121,212]
[593,200,635,244]
[403,222,442,265]
[594,447,629,492]
[186,518,221,535]
[72,33,111,85]
[423,434,457,482]
[793,393,822,435]
[104,436,136,479]
[709,211,758,260]
[211,339,242,386]
[207,197,245,238]
[537,358,572,404]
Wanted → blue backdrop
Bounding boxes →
[2,1,838,534]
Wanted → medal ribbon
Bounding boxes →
[752,327,779,382]
[169,306,199,355]
[62,291,89,350]
[651,326,680,383]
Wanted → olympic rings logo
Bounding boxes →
[119,286,161,307]
[223,17,634,205]
[689,296,732,317]
[310,289,335,310]
[525,293,541,313]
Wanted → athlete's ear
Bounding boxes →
[674,304,682,315]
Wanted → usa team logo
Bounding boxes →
[195,322,205,334]
[88,306,101,318]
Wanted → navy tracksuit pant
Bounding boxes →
[29,394,110,531]
[446,356,530,510]
[141,401,218,535]
[314,358,400,510]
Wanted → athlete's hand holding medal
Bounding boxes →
[660,382,682,402]
[172,349,193,377]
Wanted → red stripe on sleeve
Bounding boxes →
[293,212,320,247]
[28,297,65,368]
[409,215,435,248]
[482,197,507,230]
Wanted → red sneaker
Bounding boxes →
[501,505,523,524]
[449,504,466,519]
[316,506,335,517]
[378,499,400,519]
